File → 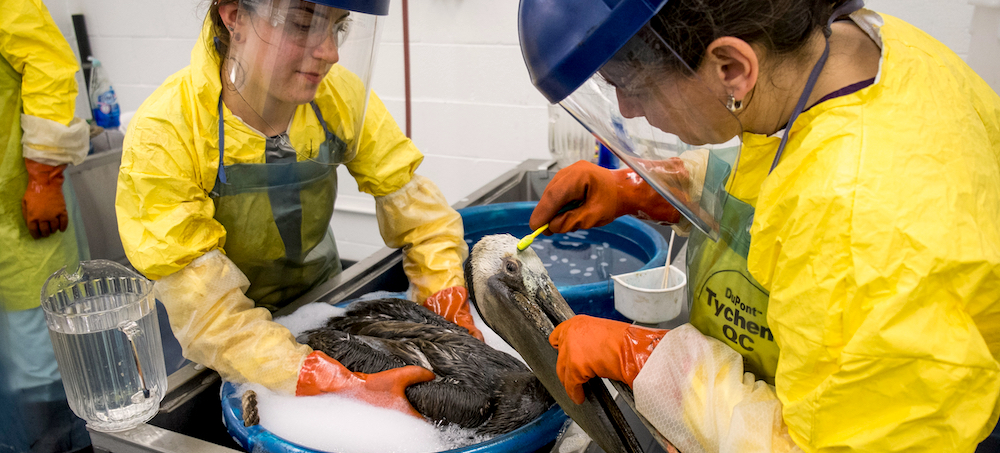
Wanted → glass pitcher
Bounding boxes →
[40,260,166,432]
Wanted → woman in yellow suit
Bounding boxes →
[116,0,479,414]
[1,0,91,450]
[521,0,1000,451]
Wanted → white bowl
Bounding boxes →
[611,265,687,324]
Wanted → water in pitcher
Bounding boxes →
[46,293,166,432]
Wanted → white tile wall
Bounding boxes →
[967,1,1000,92]
[867,0,975,59]
[39,0,990,261]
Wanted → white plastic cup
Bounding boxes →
[612,265,687,324]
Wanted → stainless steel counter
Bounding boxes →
[91,159,681,453]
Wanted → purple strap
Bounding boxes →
[768,0,866,174]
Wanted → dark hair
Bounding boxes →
[207,0,239,59]
[642,0,849,71]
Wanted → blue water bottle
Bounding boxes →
[88,57,120,128]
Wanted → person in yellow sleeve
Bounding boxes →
[520,0,1000,451]
[116,0,479,412]
[0,0,92,451]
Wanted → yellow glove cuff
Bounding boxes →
[21,114,89,166]
[154,250,311,394]
[375,174,468,303]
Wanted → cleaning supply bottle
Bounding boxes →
[88,57,120,128]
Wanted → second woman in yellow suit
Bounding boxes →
[521,0,1000,451]
[116,0,478,414]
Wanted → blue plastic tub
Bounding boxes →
[459,202,669,322]
[222,294,569,453]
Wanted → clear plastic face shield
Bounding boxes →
[558,23,743,239]
[223,0,384,160]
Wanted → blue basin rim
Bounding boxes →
[458,201,670,298]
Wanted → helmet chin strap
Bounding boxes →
[768,0,865,174]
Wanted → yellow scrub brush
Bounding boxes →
[517,200,583,251]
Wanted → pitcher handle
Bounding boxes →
[119,321,151,399]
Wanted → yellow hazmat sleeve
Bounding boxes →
[154,250,311,394]
[116,112,228,280]
[343,91,423,197]
[376,175,468,303]
[0,0,79,126]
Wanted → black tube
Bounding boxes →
[71,14,92,100]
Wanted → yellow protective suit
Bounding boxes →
[0,0,88,313]
[116,19,467,393]
[633,11,1000,452]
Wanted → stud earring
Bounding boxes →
[726,94,744,113]
[233,32,242,42]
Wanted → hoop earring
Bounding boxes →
[726,94,744,113]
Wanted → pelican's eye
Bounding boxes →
[504,259,519,275]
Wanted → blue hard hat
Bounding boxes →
[519,0,669,103]
[307,0,389,16]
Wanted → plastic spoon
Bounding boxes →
[661,229,676,289]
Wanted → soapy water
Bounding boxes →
[259,299,527,453]
[237,382,494,453]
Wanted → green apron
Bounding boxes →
[687,153,777,383]
[0,55,85,312]
[211,100,348,312]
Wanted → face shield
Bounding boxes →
[224,0,386,161]
[556,23,743,238]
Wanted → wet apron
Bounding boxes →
[687,0,864,385]
[212,100,349,311]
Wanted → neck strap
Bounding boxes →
[768,0,865,174]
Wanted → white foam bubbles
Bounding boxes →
[238,383,455,453]
[274,302,346,337]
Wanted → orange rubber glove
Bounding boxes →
[21,159,69,239]
[530,160,681,235]
[296,351,435,417]
[549,315,667,404]
[423,286,484,341]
